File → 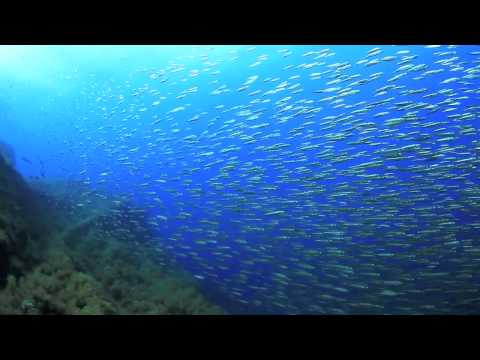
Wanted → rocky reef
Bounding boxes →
[0,153,224,315]
[0,153,47,287]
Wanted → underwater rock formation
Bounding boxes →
[0,153,47,286]
[0,140,15,168]
[0,165,224,314]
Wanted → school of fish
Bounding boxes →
[36,45,480,314]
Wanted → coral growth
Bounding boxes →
[68,235,222,314]
[0,250,115,315]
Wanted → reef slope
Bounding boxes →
[0,158,224,315]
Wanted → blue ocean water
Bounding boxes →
[1,45,480,314]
